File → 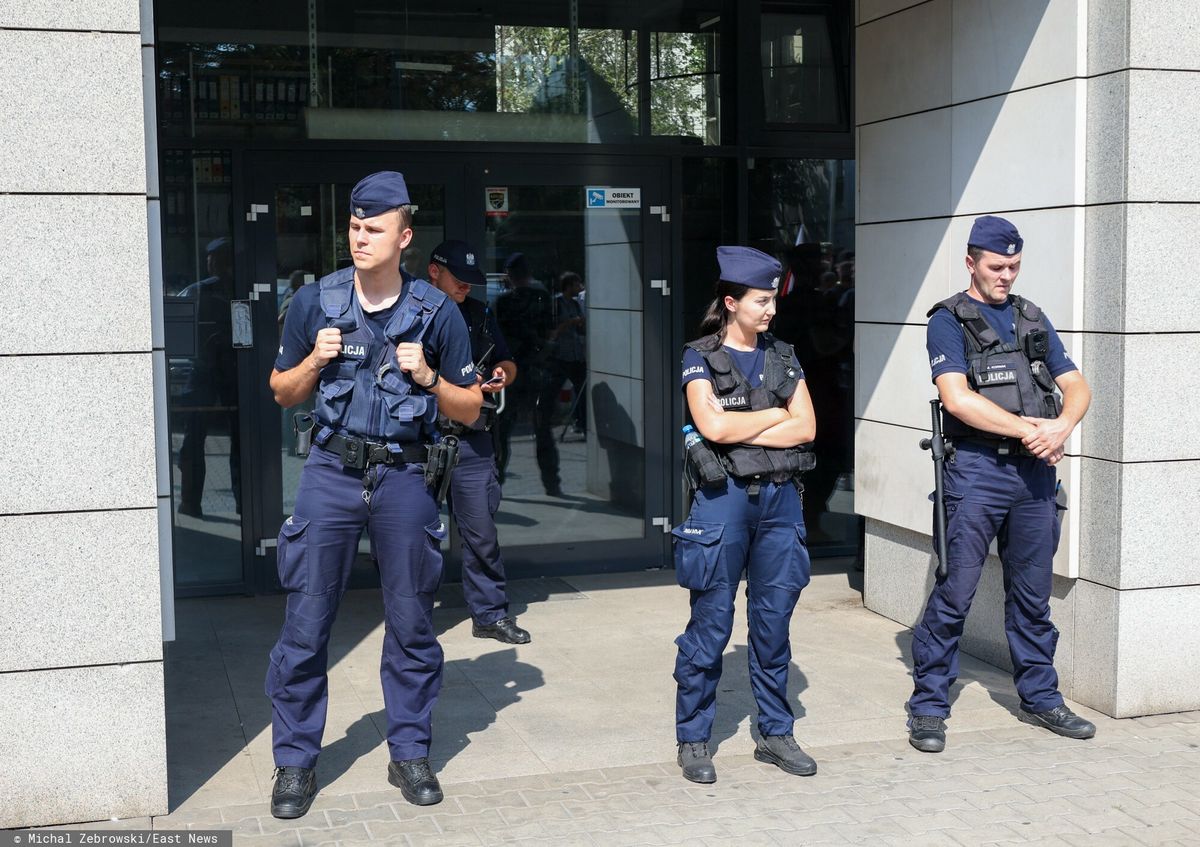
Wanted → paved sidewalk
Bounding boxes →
[58,565,1200,844]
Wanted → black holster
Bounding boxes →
[293,412,315,457]
[424,435,461,506]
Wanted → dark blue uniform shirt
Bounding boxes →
[275,279,476,386]
[927,297,1076,382]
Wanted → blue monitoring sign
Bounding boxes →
[585,187,642,209]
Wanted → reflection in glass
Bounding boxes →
[156,1,727,145]
[650,29,720,144]
[760,12,847,127]
[486,186,645,548]
[749,159,856,547]
[162,149,242,587]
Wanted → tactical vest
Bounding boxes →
[312,268,447,445]
[928,292,1062,440]
[685,332,816,481]
[439,297,496,433]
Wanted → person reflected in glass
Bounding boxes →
[673,246,818,785]
[278,270,308,329]
[777,244,853,541]
[494,252,553,488]
[534,271,587,496]
[177,236,240,518]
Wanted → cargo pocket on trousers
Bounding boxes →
[911,627,932,669]
[928,490,963,556]
[416,518,448,595]
[784,523,813,591]
[276,516,311,592]
[671,521,724,590]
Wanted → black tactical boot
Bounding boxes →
[677,741,716,784]
[388,757,444,806]
[1018,705,1096,739]
[754,735,817,776]
[472,616,531,644]
[270,766,317,819]
[908,715,947,753]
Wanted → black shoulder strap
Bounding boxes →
[930,292,1001,353]
[761,333,800,401]
[1011,295,1050,345]
[685,333,723,354]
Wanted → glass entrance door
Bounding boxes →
[234,154,670,592]
[466,162,671,574]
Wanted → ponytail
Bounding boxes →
[695,281,751,340]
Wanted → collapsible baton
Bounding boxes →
[919,399,951,580]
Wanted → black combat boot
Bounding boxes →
[908,715,947,753]
[270,766,317,819]
[388,757,444,806]
[1018,705,1096,739]
[754,735,817,776]
[678,741,716,783]
[472,616,531,644]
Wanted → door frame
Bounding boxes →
[232,149,675,592]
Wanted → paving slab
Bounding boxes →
[28,569,1200,844]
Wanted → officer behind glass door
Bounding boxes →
[907,216,1094,754]
[673,246,818,785]
[264,172,482,818]
[426,239,531,645]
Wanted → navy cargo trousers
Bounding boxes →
[672,479,811,743]
[266,443,447,768]
[908,442,1064,719]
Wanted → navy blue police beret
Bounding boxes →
[431,239,486,286]
[349,171,411,219]
[717,246,783,290]
[968,215,1023,256]
[504,252,529,274]
[205,236,231,254]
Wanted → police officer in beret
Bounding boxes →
[673,246,818,784]
[908,216,1094,753]
[426,240,531,645]
[265,172,482,817]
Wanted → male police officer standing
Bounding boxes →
[426,240,531,645]
[908,216,1094,753]
[265,172,482,817]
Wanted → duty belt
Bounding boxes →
[441,405,497,436]
[959,436,1034,457]
[323,433,428,469]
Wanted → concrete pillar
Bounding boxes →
[855,0,1089,710]
[856,0,1200,717]
[0,0,168,826]
[1072,0,1200,716]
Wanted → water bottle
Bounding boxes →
[683,425,726,486]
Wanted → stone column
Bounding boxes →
[855,0,1200,717]
[0,0,168,826]
[1073,0,1200,716]
[854,0,1091,705]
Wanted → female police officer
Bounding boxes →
[673,246,818,784]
